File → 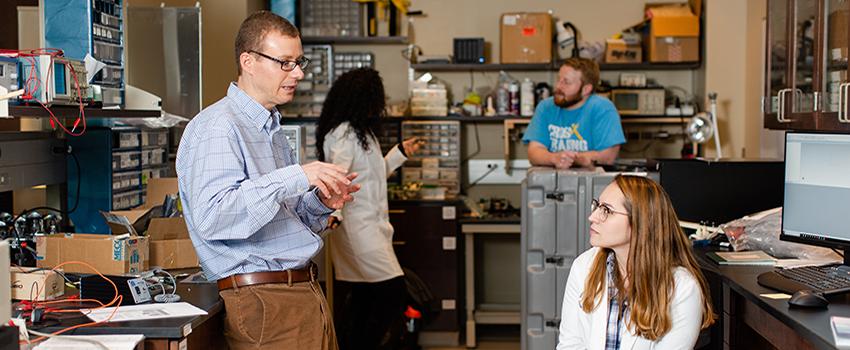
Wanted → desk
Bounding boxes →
[31,285,224,349]
[461,218,521,348]
[696,247,850,350]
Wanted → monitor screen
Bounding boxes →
[782,132,850,248]
[53,62,66,95]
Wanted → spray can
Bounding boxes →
[508,80,520,115]
[521,78,534,117]
[496,83,509,115]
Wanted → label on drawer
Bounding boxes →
[442,299,456,310]
[442,206,456,220]
[442,236,456,250]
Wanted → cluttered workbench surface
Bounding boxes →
[15,270,224,348]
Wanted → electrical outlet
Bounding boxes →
[466,159,532,184]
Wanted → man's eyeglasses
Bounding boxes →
[248,50,310,72]
[591,198,629,222]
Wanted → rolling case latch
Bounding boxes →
[545,192,564,201]
[545,256,565,265]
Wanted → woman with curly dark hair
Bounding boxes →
[316,68,422,350]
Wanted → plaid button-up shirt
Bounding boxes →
[604,252,630,350]
[176,83,334,281]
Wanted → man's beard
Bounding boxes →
[554,91,584,108]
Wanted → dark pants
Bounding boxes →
[335,276,406,350]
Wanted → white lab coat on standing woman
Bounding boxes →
[323,122,407,282]
[557,247,705,350]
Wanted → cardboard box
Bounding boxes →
[606,39,642,64]
[36,234,149,275]
[148,217,199,270]
[646,0,701,62]
[500,13,552,63]
[10,267,64,300]
[111,178,199,270]
[829,10,849,61]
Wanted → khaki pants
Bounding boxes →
[219,280,337,350]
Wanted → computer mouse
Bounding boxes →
[788,290,829,308]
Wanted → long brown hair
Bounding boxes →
[580,175,715,340]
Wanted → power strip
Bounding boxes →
[466,159,532,184]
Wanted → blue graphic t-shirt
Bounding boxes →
[522,95,626,152]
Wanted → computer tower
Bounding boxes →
[453,38,485,64]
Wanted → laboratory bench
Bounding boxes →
[23,273,224,350]
[695,246,850,350]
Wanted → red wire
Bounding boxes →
[8,48,88,136]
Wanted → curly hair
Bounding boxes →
[316,68,385,161]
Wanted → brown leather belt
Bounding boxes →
[217,263,317,291]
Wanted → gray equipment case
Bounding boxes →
[520,167,657,349]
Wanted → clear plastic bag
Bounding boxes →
[721,207,842,260]
[115,111,189,129]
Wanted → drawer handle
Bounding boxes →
[388,209,406,214]
[393,241,406,246]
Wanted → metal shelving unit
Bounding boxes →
[302,36,409,45]
[8,105,161,119]
[621,115,694,124]
[411,61,701,72]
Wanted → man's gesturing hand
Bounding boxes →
[302,161,352,199]
[320,173,360,209]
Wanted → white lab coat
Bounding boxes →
[323,122,407,282]
[557,247,704,350]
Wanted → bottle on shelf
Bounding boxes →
[521,78,535,117]
[509,80,520,115]
[496,83,509,115]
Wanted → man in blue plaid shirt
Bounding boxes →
[176,11,359,350]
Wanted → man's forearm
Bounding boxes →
[528,148,556,166]
[576,147,619,167]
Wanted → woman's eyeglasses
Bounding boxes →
[591,198,629,222]
[249,50,310,72]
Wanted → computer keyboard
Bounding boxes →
[758,264,850,295]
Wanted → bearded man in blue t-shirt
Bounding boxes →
[523,58,626,169]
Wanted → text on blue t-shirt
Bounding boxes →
[522,95,626,153]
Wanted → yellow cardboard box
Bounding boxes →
[646,0,701,63]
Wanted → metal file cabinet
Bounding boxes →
[68,127,169,234]
[389,200,462,342]
[521,168,657,350]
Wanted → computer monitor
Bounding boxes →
[781,131,850,265]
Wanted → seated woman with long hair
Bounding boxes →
[558,174,715,350]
